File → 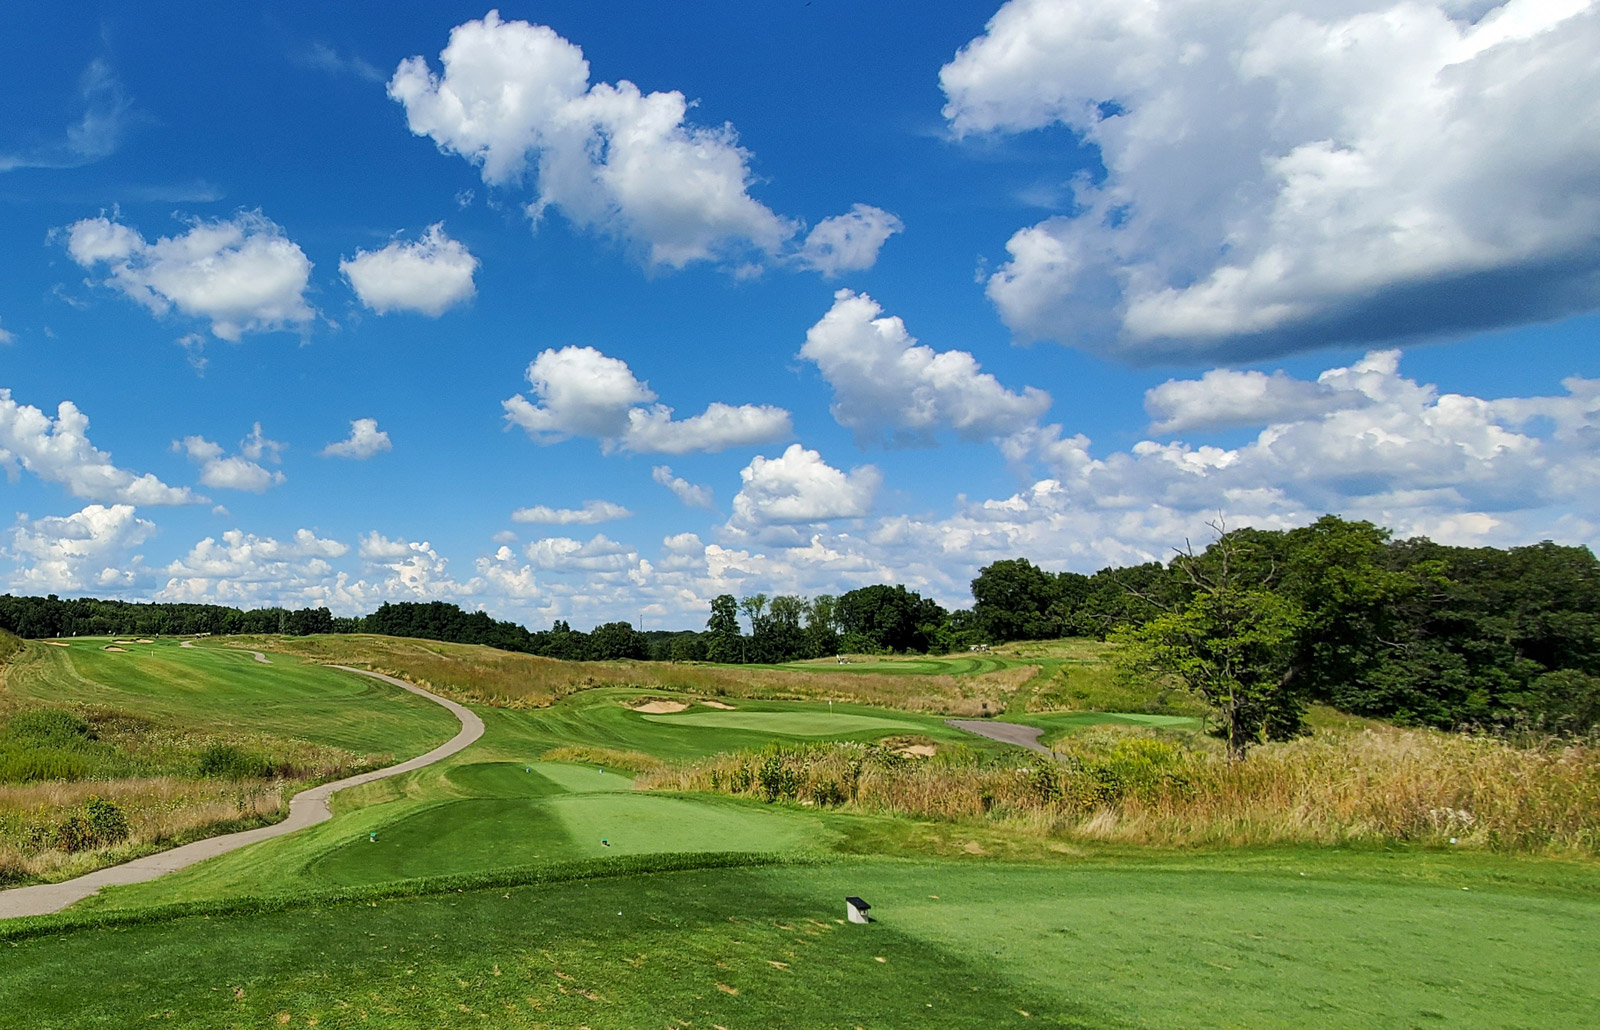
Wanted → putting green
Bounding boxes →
[544,793,820,858]
[528,761,637,794]
[444,761,632,797]
[640,709,921,736]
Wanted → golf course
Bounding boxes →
[2,634,1597,1027]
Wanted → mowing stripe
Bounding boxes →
[0,851,808,942]
[0,667,483,920]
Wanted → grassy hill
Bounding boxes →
[2,631,1597,1026]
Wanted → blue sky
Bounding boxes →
[2,0,1597,628]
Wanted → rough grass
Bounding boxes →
[240,633,1040,715]
[0,639,455,887]
[0,777,288,885]
[641,723,1600,856]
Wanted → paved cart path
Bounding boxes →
[946,719,1051,754]
[0,666,482,920]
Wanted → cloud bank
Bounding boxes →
[943,0,1600,361]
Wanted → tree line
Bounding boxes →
[2,514,1594,735]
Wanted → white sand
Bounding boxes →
[630,700,689,714]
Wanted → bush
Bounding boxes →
[197,743,272,779]
[52,815,96,853]
[1,709,93,748]
[50,795,130,852]
[84,794,128,845]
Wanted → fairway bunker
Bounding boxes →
[629,699,690,714]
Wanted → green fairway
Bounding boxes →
[301,760,827,887]
[4,855,1597,1028]
[1017,710,1205,743]
[641,708,924,736]
[9,638,458,756]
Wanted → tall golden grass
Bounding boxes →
[639,724,1600,856]
[0,776,289,884]
[241,634,1038,715]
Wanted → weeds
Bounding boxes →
[641,724,1600,856]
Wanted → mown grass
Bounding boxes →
[73,689,1000,912]
[4,854,1599,1028]
[237,633,1040,715]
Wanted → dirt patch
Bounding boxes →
[102,646,127,653]
[962,840,986,855]
[629,700,689,715]
[698,699,737,710]
[896,744,938,758]
[42,641,70,648]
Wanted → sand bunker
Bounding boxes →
[896,745,938,757]
[103,646,127,653]
[629,700,690,714]
[699,699,737,710]
[114,640,137,645]
[136,639,154,644]
[43,641,69,647]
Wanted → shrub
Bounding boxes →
[197,743,272,779]
[48,795,130,852]
[1,709,93,749]
[53,814,95,853]
[84,794,128,845]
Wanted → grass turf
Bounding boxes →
[639,708,924,736]
[3,854,1597,1028]
[8,638,458,757]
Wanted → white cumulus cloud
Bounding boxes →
[0,389,197,505]
[388,11,894,275]
[800,289,1052,446]
[8,504,154,593]
[175,422,286,493]
[652,465,713,509]
[322,418,392,459]
[511,499,632,525]
[795,205,904,277]
[159,528,349,606]
[63,210,315,340]
[503,345,791,453]
[340,223,478,316]
[943,0,1600,360]
[729,444,881,531]
[1144,367,1372,434]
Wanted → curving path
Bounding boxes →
[946,718,1051,754]
[0,666,483,920]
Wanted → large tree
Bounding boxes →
[704,594,743,664]
[1114,526,1305,758]
[970,558,1063,642]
